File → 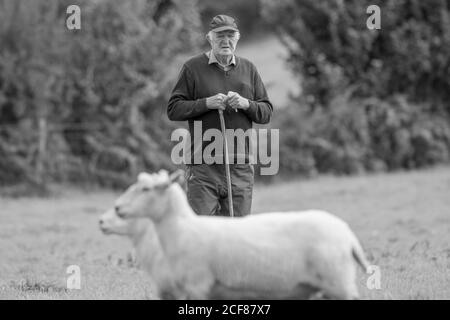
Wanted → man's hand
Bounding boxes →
[206,93,227,110]
[227,91,250,111]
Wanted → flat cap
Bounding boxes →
[209,14,239,33]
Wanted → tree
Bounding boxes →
[262,0,450,176]
[0,0,202,188]
[262,0,450,111]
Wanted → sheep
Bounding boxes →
[99,208,177,299]
[114,169,370,300]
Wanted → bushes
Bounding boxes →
[0,0,202,188]
[273,94,450,176]
[261,0,450,177]
[262,0,450,112]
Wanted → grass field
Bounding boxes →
[1,166,449,300]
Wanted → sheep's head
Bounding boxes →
[115,169,184,221]
[99,208,149,237]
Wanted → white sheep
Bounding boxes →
[114,170,370,300]
[99,208,176,299]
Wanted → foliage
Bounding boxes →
[0,0,201,188]
[262,0,450,111]
[272,93,450,176]
[262,0,450,176]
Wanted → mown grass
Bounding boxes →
[1,166,449,299]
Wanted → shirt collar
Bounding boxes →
[206,50,236,67]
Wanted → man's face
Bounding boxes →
[208,30,240,56]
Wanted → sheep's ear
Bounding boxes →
[138,172,151,182]
[158,169,169,176]
[169,169,185,185]
[154,169,184,190]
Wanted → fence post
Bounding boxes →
[36,117,48,186]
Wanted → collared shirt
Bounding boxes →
[205,50,236,71]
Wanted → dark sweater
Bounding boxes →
[167,53,273,164]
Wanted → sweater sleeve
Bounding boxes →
[243,67,273,124]
[167,64,209,121]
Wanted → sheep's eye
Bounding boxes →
[142,187,151,192]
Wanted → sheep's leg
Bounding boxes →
[319,258,359,300]
[185,280,215,300]
[307,247,360,300]
[322,284,359,300]
[308,291,327,300]
[178,269,216,300]
[289,283,321,300]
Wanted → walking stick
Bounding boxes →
[218,109,234,217]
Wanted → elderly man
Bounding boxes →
[167,15,273,217]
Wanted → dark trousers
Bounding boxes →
[185,164,254,217]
